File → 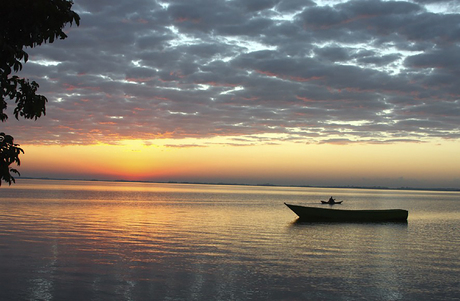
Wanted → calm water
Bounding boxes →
[1,179,459,301]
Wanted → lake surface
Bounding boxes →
[1,179,459,300]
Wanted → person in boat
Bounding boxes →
[328,196,335,203]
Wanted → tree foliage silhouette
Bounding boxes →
[0,0,80,185]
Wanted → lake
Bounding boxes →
[1,179,459,300]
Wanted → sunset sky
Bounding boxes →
[4,0,460,188]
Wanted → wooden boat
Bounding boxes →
[321,200,343,204]
[285,203,408,222]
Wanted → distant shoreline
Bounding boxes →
[17,177,460,192]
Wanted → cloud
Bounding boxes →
[4,0,460,146]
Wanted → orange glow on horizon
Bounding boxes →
[16,138,460,188]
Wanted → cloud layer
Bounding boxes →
[5,0,460,146]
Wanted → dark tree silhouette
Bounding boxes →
[0,132,23,185]
[0,0,80,185]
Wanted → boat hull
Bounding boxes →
[285,203,408,222]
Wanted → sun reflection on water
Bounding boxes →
[1,180,459,300]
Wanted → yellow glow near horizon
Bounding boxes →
[17,138,460,187]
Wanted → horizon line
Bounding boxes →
[16,176,460,193]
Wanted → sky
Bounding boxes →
[3,0,460,188]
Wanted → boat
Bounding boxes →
[284,203,408,222]
[321,200,343,204]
